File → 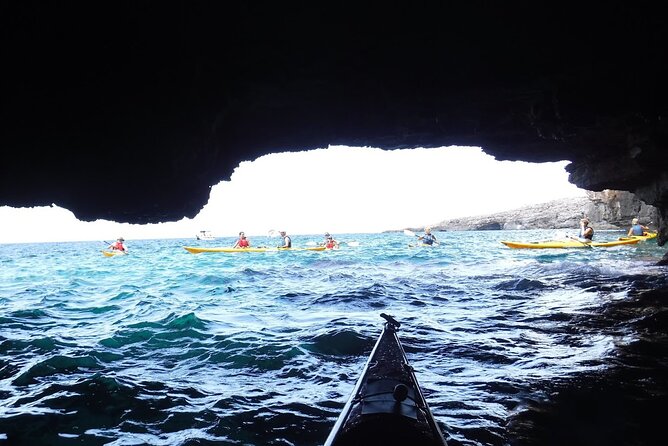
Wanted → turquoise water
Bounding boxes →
[1,230,667,445]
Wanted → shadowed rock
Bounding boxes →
[1,4,666,247]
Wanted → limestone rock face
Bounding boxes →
[583,191,658,228]
[429,191,658,232]
[1,4,667,247]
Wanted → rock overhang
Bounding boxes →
[1,4,666,245]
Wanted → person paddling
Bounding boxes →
[627,218,650,236]
[278,231,292,248]
[324,233,339,249]
[232,231,250,248]
[579,219,594,241]
[417,227,438,245]
[109,237,128,253]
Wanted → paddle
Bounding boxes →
[308,239,360,247]
[566,235,593,248]
[403,229,418,237]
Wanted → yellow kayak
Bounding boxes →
[501,238,641,249]
[183,246,326,254]
[619,232,658,241]
[102,250,127,257]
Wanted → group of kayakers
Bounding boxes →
[230,230,338,249]
[578,217,652,242]
[105,218,651,254]
[106,231,341,253]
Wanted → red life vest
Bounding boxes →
[325,240,336,249]
[238,238,249,247]
[112,241,125,251]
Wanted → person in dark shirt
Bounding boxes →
[417,227,438,245]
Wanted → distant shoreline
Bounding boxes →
[394,191,658,233]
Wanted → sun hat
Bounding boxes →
[632,218,639,224]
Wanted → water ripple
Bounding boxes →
[0,232,666,445]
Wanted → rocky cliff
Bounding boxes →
[424,191,658,232]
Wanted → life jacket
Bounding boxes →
[631,224,644,236]
[284,236,292,248]
[580,227,594,240]
[238,238,249,247]
[112,241,125,251]
[325,240,336,249]
[422,234,435,245]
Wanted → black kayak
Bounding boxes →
[324,313,448,446]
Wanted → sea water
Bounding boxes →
[1,230,667,445]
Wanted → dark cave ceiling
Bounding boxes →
[1,3,666,243]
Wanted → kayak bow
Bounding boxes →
[324,314,447,446]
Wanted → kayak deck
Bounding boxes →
[324,314,447,446]
[101,250,126,257]
[183,246,326,254]
[501,238,641,249]
[619,232,658,241]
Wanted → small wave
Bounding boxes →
[12,354,102,386]
[303,329,371,356]
[494,278,550,292]
[196,274,234,286]
[0,337,61,355]
[8,309,49,319]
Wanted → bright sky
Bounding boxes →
[0,145,585,244]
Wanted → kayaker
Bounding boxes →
[321,232,338,247]
[324,234,339,249]
[417,227,438,245]
[579,219,594,240]
[232,231,250,248]
[627,218,650,236]
[278,231,292,248]
[109,237,128,253]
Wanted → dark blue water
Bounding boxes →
[1,230,667,445]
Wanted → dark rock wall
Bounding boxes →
[1,4,667,245]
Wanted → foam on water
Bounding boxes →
[1,230,667,445]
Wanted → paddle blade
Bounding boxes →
[268,230,278,237]
[403,229,416,237]
[346,241,360,247]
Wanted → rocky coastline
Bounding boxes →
[402,190,658,233]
